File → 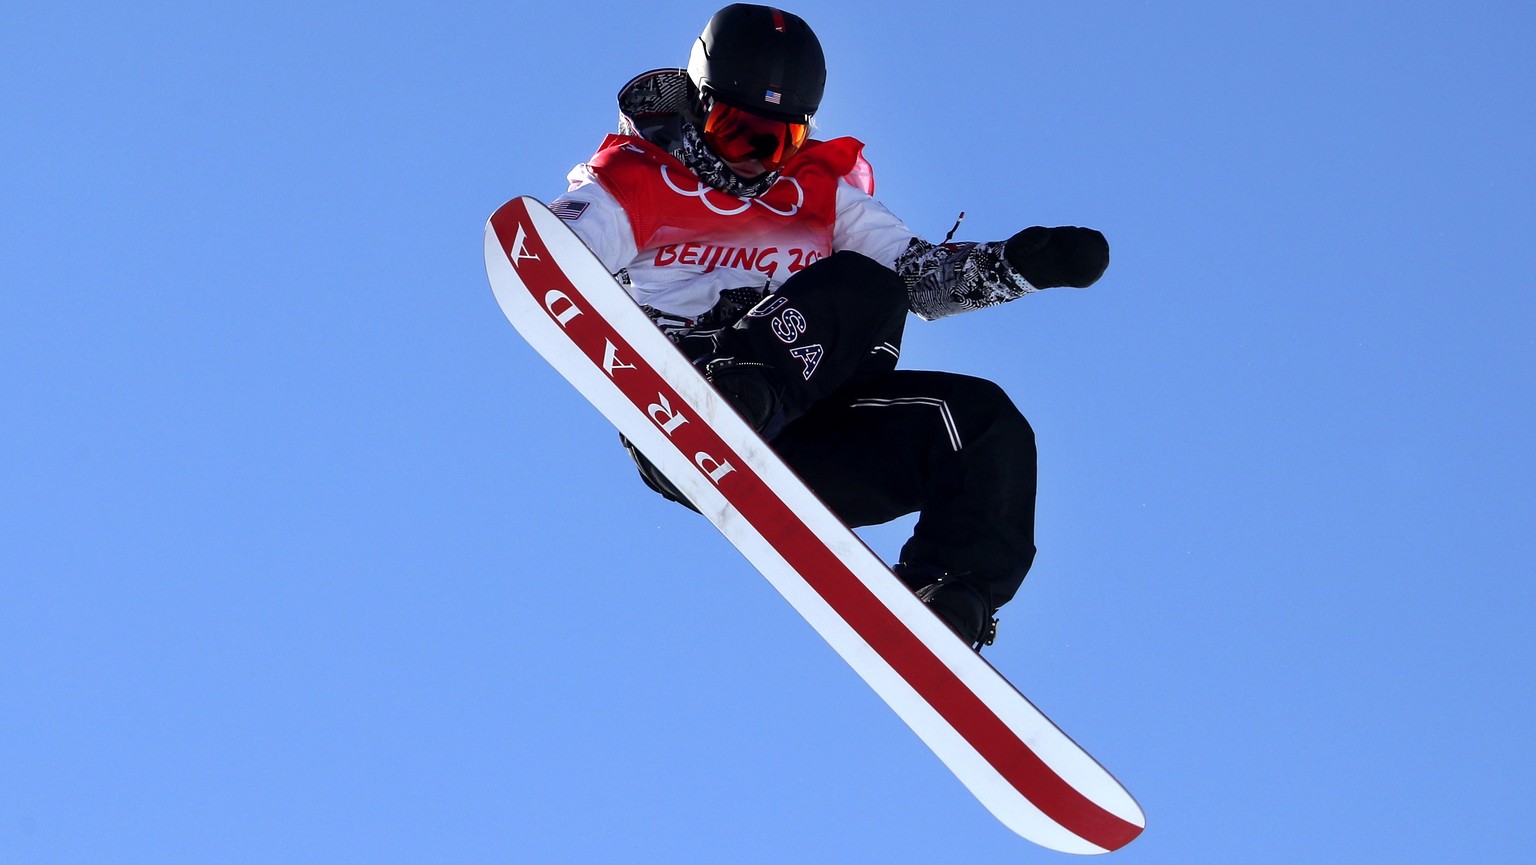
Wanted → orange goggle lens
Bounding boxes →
[701,100,809,173]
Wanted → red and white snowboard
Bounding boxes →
[484,196,1145,853]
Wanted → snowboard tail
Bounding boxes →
[485,196,1144,853]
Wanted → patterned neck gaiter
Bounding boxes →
[671,119,782,200]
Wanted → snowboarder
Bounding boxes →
[549,3,1109,649]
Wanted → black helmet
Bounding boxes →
[687,4,825,122]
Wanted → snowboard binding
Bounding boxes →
[896,563,999,651]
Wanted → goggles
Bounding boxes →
[700,97,810,173]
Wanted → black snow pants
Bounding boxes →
[643,251,1039,606]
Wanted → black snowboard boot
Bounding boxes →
[894,563,999,651]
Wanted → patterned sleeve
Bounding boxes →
[832,181,1037,321]
[893,238,1039,321]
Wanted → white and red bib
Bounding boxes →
[559,134,897,320]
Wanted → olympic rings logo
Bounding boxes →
[659,166,804,217]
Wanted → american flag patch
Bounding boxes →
[549,199,589,221]
[764,89,782,105]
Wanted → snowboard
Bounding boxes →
[484,196,1145,854]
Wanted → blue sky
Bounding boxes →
[3,1,1532,862]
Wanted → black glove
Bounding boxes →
[1003,226,1109,289]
